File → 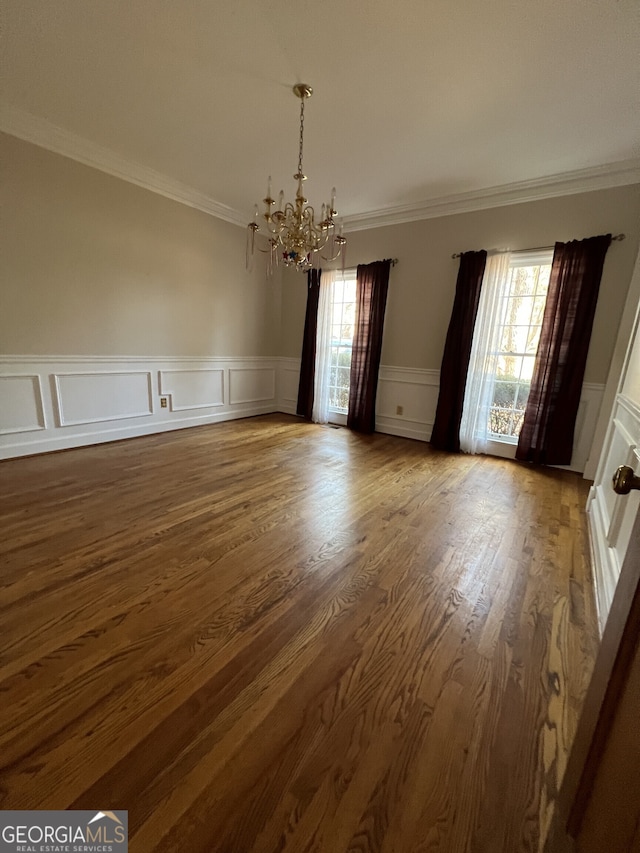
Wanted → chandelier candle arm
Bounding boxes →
[246,83,347,274]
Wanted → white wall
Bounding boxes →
[279,184,640,472]
[3,129,640,469]
[0,132,285,456]
[0,132,280,358]
[280,186,640,380]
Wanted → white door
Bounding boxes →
[587,245,640,632]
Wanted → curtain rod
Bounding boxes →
[451,233,626,259]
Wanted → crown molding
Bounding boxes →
[3,103,639,233]
[342,159,640,232]
[0,104,248,228]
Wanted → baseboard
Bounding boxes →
[1,355,282,459]
[0,404,277,459]
[374,414,433,443]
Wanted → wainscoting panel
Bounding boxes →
[1,357,605,469]
[277,358,301,415]
[0,356,279,458]
[376,366,440,442]
[571,383,606,475]
[229,367,276,405]
[53,371,153,426]
[159,369,225,412]
[0,374,46,434]
[587,393,640,633]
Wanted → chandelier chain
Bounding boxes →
[298,97,305,177]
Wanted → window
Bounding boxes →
[488,250,552,443]
[327,269,357,414]
[460,248,554,457]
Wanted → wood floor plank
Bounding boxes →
[0,415,598,852]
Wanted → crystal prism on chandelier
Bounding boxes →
[246,84,347,275]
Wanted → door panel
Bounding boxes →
[587,402,640,632]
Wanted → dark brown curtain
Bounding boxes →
[347,259,392,433]
[430,251,487,452]
[296,269,321,419]
[516,234,612,465]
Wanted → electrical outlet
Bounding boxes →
[160,397,168,408]
[396,405,403,416]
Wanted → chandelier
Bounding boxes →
[246,84,347,275]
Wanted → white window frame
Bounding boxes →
[327,268,357,424]
[486,248,553,455]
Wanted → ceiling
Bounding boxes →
[2,0,640,228]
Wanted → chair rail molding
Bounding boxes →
[1,355,604,469]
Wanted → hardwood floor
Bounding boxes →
[0,414,599,852]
